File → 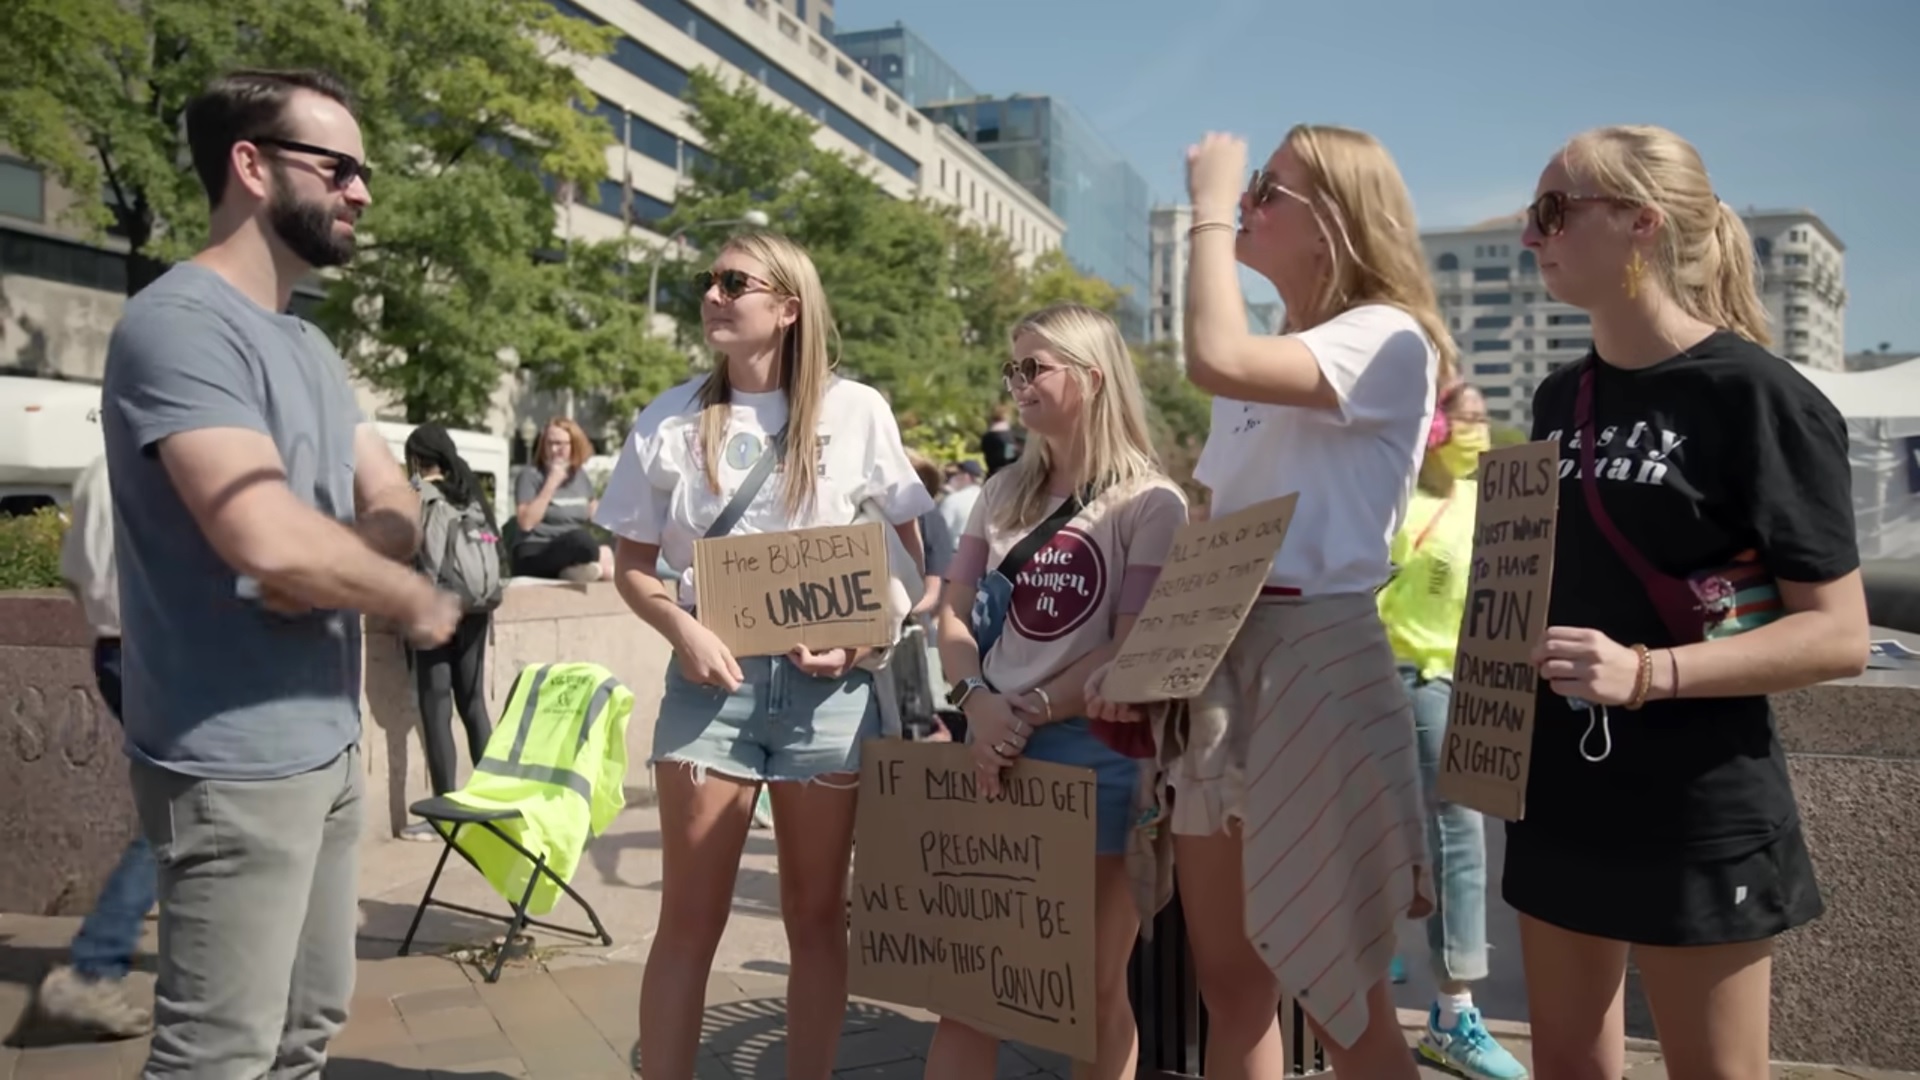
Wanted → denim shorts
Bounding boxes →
[653,655,879,783]
[1019,718,1138,857]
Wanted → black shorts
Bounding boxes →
[1502,821,1824,947]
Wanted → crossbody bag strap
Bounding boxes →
[703,425,789,540]
[1575,363,1697,642]
[994,487,1090,581]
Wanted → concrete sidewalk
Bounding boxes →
[1,798,1913,1078]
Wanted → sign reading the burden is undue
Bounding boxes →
[692,521,892,657]
[1097,493,1299,703]
[849,741,1097,1062]
[1436,441,1559,821]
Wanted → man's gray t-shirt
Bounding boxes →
[513,466,594,551]
[101,262,365,781]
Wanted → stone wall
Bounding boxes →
[0,581,669,913]
[1772,672,1920,1071]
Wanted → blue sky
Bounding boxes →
[836,0,1919,352]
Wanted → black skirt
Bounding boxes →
[1502,821,1824,947]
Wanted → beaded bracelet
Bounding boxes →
[1625,643,1653,710]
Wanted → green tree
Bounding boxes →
[0,0,625,426]
[1132,340,1211,500]
[1023,248,1122,314]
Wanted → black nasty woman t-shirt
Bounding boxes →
[1512,331,1858,862]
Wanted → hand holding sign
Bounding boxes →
[693,522,894,658]
[1095,494,1298,704]
[1532,626,1643,706]
[1435,441,1560,821]
[851,742,1098,1062]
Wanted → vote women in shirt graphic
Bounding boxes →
[1509,125,1865,1080]
[1088,125,1452,1080]
[1007,527,1107,640]
[593,231,931,1080]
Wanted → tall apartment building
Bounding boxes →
[1147,204,1191,346]
[1147,203,1285,350]
[552,0,1060,262]
[769,0,831,37]
[1421,206,1847,430]
[0,0,1063,432]
[922,95,1151,340]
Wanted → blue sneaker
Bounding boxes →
[1419,1002,1528,1080]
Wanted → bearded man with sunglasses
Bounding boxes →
[100,69,460,1079]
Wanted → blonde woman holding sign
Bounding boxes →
[1091,127,1452,1080]
[1511,125,1864,1080]
[930,303,1188,1080]
[595,231,931,1080]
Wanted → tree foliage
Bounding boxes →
[0,0,644,427]
[656,69,1145,453]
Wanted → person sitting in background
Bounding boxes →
[512,416,611,582]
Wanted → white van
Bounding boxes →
[0,375,105,517]
[0,375,509,523]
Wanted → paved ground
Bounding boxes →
[1,799,1913,1078]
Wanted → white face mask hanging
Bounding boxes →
[1569,695,1612,763]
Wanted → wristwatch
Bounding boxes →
[947,676,988,711]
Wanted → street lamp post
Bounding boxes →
[644,209,771,323]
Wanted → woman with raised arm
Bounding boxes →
[931,303,1188,1080]
[1510,124,1865,1080]
[594,231,931,1080]
[1092,126,1453,1080]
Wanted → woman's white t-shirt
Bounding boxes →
[594,374,935,608]
[1193,303,1439,596]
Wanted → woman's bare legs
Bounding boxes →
[1518,913,1632,1080]
[1637,937,1773,1080]
[767,775,863,1080]
[1174,826,1287,1080]
[637,765,756,1080]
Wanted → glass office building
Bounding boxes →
[923,95,1150,340]
[833,23,976,108]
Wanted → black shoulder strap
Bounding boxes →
[994,488,1089,580]
[704,426,788,540]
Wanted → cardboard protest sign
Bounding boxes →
[1098,493,1299,703]
[849,741,1098,1062]
[1436,441,1559,821]
[692,521,893,657]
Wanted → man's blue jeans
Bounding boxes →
[1402,666,1490,983]
[70,638,157,981]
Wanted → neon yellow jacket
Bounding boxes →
[1377,481,1477,682]
[445,662,632,916]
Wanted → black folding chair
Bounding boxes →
[397,798,614,983]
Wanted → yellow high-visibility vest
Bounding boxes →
[444,662,632,915]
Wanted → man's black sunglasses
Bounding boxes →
[248,136,373,190]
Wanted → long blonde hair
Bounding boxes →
[1561,125,1772,347]
[1281,124,1459,390]
[696,231,839,518]
[995,303,1165,531]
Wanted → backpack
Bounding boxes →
[419,482,505,614]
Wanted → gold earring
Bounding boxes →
[1624,249,1648,299]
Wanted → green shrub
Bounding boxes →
[0,508,67,591]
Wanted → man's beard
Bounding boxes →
[268,167,356,269]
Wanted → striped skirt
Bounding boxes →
[1169,593,1433,1050]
